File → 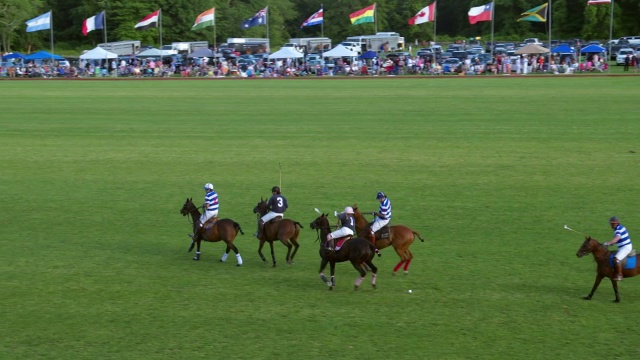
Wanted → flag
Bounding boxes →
[518,3,548,22]
[301,8,323,28]
[192,8,215,30]
[82,11,105,36]
[135,10,160,30]
[242,7,267,29]
[25,11,51,32]
[349,4,375,25]
[408,3,436,25]
[587,0,611,4]
[468,2,493,24]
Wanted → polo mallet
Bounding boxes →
[279,162,282,192]
[314,208,322,214]
[563,225,588,237]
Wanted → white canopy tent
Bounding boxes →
[79,47,118,60]
[322,45,358,58]
[268,47,304,59]
[136,48,176,57]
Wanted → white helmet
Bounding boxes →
[203,183,214,190]
[344,206,354,214]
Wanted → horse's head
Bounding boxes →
[576,236,600,258]
[310,214,330,238]
[180,198,197,216]
[253,198,268,216]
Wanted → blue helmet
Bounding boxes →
[376,192,386,199]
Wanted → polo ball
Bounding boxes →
[408,290,412,294]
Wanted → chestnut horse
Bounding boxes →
[352,205,425,274]
[253,199,303,267]
[576,236,640,302]
[180,198,244,265]
[310,213,378,290]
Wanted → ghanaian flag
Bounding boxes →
[518,3,548,22]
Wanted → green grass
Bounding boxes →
[1,77,640,359]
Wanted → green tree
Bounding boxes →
[0,0,43,52]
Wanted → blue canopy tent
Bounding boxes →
[551,45,574,53]
[24,51,64,61]
[2,52,26,60]
[580,45,605,53]
[359,50,378,59]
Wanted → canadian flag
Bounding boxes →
[408,3,436,25]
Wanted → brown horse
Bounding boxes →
[253,199,303,267]
[310,213,378,290]
[180,198,244,265]
[576,236,640,302]
[352,205,425,274]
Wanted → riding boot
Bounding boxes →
[614,259,623,281]
[370,231,381,257]
[254,220,265,239]
[191,221,203,240]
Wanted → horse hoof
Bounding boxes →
[237,264,242,267]
[613,299,620,303]
[354,286,360,291]
[193,257,199,261]
[328,286,334,291]
[404,271,409,275]
[582,296,592,300]
[372,284,377,289]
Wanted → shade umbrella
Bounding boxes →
[514,44,550,55]
[2,52,26,60]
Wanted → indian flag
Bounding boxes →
[192,8,215,30]
[349,4,375,25]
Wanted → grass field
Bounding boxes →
[1,77,640,359]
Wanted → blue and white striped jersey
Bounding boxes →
[204,190,219,212]
[378,198,391,219]
[614,224,632,247]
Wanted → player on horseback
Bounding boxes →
[255,186,288,239]
[327,206,356,250]
[369,191,391,254]
[190,183,219,241]
[604,216,634,281]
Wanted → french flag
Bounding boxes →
[82,11,104,36]
[301,8,323,28]
[468,2,493,24]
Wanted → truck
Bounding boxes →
[97,40,141,56]
[171,41,209,54]
[345,32,404,53]
[287,37,332,54]
[224,38,270,55]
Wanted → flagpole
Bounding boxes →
[104,11,109,76]
[548,0,552,52]
[374,3,378,34]
[159,9,163,65]
[266,7,270,53]
[321,4,324,38]
[608,0,614,71]
[50,10,54,76]
[490,2,495,59]
[213,9,217,54]
[433,1,437,44]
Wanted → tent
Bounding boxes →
[322,44,358,58]
[551,45,574,54]
[188,48,215,58]
[2,52,26,60]
[268,47,304,59]
[514,44,549,55]
[359,50,378,59]
[25,51,65,60]
[79,47,118,60]
[136,48,176,57]
[580,45,606,53]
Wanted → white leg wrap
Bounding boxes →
[236,253,243,265]
[221,253,228,262]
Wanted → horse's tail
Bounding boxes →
[234,222,245,235]
[413,230,425,242]
[293,221,304,229]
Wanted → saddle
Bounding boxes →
[203,216,219,230]
[326,236,352,251]
[370,224,390,239]
[266,215,283,225]
[609,249,637,270]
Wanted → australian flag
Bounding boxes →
[301,8,323,29]
[242,7,267,29]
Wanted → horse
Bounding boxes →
[252,198,303,267]
[576,236,639,302]
[352,205,425,274]
[180,198,244,266]
[310,213,378,290]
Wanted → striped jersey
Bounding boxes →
[204,190,219,212]
[378,198,391,219]
[614,224,632,247]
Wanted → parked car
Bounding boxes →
[616,48,635,65]
[442,58,461,72]
[308,59,325,73]
[439,51,452,62]
[416,48,433,57]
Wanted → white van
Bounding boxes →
[619,36,640,45]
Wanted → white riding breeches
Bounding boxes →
[371,218,390,233]
[328,227,354,240]
[199,209,218,224]
[615,244,633,261]
[261,211,282,223]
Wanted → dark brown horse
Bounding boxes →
[352,205,425,274]
[310,213,378,290]
[180,198,244,265]
[577,236,640,302]
[253,198,303,267]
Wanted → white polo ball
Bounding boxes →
[407,289,412,294]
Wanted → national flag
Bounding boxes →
[242,7,267,29]
[349,4,375,25]
[192,8,215,30]
[301,8,323,28]
[25,11,51,32]
[518,3,548,22]
[135,10,160,30]
[82,11,105,36]
[408,3,436,25]
[468,2,493,24]
[587,0,611,4]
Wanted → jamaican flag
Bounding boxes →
[518,3,548,22]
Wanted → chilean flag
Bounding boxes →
[82,11,105,36]
[301,8,323,28]
[468,2,493,24]
[408,3,436,25]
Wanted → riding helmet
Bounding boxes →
[376,191,386,199]
[344,206,354,214]
[203,183,214,190]
[272,186,281,194]
[609,216,620,224]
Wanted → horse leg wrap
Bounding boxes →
[320,273,331,286]
[371,273,377,286]
[354,276,365,287]
[403,259,412,273]
[393,261,404,272]
[236,253,243,266]
[220,253,228,262]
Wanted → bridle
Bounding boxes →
[181,203,201,226]
[311,219,332,243]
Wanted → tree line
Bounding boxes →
[2,0,639,53]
